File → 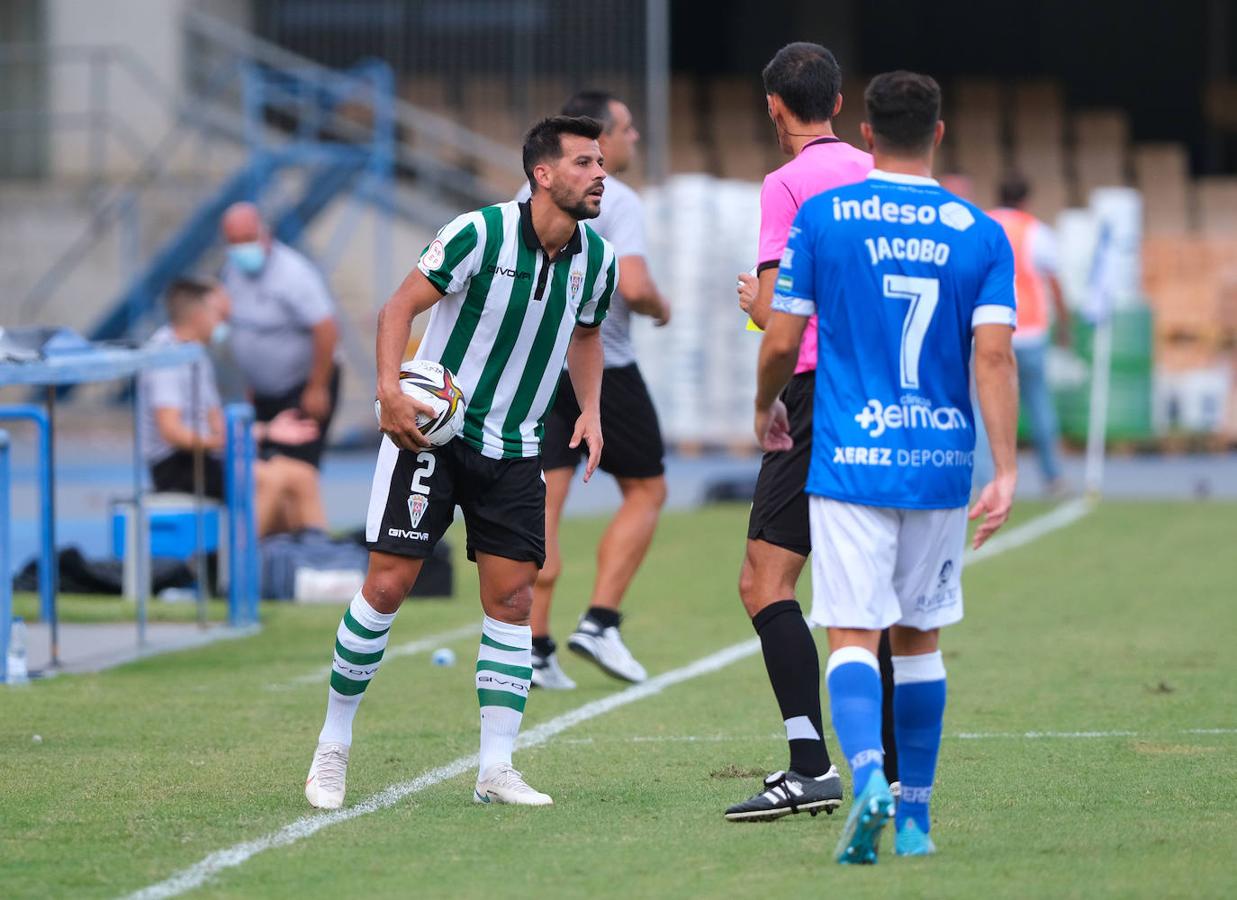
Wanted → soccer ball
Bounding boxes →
[374,359,466,446]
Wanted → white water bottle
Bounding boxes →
[7,617,29,685]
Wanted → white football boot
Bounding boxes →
[531,649,577,690]
[305,741,349,810]
[567,615,648,683]
[474,764,554,806]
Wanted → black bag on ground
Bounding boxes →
[11,547,195,595]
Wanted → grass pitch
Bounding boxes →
[2,500,1235,899]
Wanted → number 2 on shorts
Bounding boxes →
[883,274,940,390]
[410,451,436,495]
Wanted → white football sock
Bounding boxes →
[319,591,396,746]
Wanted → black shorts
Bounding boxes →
[253,365,340,470]
[365,438,546,568]
[150,451,225,500]
[747,370,814,557]
[541,363,665,478]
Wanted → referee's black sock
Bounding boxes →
[752,599,832,777]
[584,606,621,629]
[531,635,556,659]
[878,628,899,784]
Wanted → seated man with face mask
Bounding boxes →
[138,278,328,537]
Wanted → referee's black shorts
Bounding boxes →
[541,364,665,479]
[746,370,814,557]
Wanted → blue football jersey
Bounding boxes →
[771,171,1016,509]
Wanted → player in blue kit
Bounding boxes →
[754,71,1020,864]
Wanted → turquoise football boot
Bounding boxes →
[894,818,937,856]
[834,770,895,865]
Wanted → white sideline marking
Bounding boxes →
[563,728,1237,746]
[967,496,1092,563]
[956,728,1237,740]
[124,639,762,900]
[268,624,479,689]
[123,501,1092,899]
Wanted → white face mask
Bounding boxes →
[228,241,267,275]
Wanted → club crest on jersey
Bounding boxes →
[421,239,445,270]
[569,269,584,298]
[407,492,428,529]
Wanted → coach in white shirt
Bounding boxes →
[220,202,340,469]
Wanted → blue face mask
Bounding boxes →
[229,241,266,275]
[209,321,231,346]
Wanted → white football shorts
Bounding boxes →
[808,496,968,631]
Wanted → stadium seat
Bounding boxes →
[1011,80,1065,148]
[1073,109,1130,150]
[1135,143,1191,234]
[1197,177,1237,234]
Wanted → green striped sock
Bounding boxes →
[319,592,395,745]
[476,616,532,776]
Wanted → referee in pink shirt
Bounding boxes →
[726,43,885,822]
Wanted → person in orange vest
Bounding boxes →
[987,173,1072,495]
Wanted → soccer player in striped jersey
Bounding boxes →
[304,116,618,810]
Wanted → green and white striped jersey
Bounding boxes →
[414,199,617,459]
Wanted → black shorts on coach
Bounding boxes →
[254,365,341,470]
[541,363,665,478]
[746,370,814,557]
[365,438,546,567]
[150,451,226,500]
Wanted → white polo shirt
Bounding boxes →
[137,326,222,465]
[221,241,336,397]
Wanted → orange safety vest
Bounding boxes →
[988,207,1049,340]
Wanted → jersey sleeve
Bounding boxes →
[417,211,485,295]
[577,241,617,328]
[756,173,799,273]
[769,207,817,318]
[972,226,1018,329]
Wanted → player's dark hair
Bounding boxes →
[522,115,604,192]
[561,90,616,131]
[164,277,213,324]
[999,172,1031,207]
[864,71,942,154]
[761,42,842,124]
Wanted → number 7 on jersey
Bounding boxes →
[883,274,940,390]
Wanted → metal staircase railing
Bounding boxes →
[12,11,525,340]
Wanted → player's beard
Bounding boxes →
[551,181,602,221]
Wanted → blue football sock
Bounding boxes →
[825,647,885,796]
[892,651,947,833]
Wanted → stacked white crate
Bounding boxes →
[635,175,762,446]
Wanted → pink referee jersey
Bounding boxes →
[757,137,873,373]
